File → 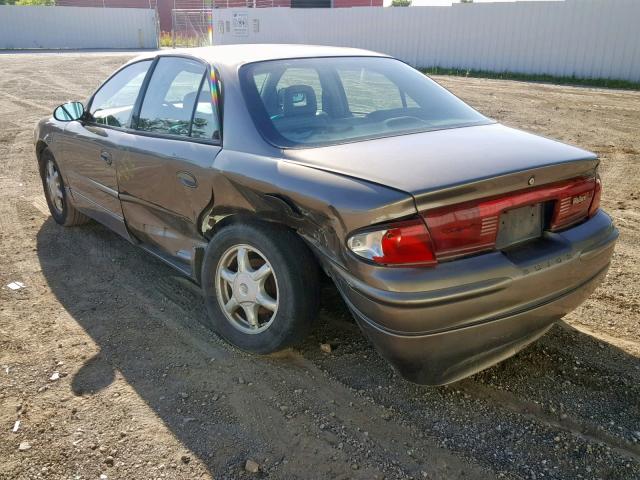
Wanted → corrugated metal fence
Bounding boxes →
[0,6,158,49]
[212,0,640,82]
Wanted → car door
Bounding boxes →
[61,59,152,239]
[116,56,222,269]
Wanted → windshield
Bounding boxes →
[239,56,491,148]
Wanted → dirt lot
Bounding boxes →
[0,51,639,480]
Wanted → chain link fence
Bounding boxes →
[171,9,212,47]
[169,1,287,47]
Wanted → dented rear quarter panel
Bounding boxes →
[208,150,417,270]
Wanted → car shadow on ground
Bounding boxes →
[36,218,640,477]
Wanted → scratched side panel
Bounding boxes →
[116,133,221,263]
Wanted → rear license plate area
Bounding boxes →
[495,204,543,250]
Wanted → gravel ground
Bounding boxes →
[0,51,639,480]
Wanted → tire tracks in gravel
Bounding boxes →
[457,380,640,463]
[0,89,52,114]
[124,270,485,477]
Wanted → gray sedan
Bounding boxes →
[35,45,617,385]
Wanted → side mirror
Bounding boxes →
[53,101,84,122]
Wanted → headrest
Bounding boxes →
[282,85,317,117]
[183,91,198,109]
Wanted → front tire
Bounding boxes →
[40,149,90,226]
[201,222,320,354]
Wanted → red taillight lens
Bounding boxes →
[347,219,436,267]
[549,178,596,231]
[377,220,437,265]
[588,176,602,218]
[423,176,599,261]
[422,201,500,260]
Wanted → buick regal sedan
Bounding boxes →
[35,45,618,385]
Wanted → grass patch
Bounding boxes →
[421,67,640,91]
[159,31,209,48]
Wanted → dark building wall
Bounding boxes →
[334,0,383,6]
[276,0,384,7]
[290,0,329,7]
[156,0,173,32]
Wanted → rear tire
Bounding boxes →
[40,149,90,227]
[201,222,320,354]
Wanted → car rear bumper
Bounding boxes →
[323,210,618,385]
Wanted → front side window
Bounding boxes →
[89,60,151,128]
[240,57,491,148]
[137,57,206,138]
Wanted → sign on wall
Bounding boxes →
[232,12,248,37]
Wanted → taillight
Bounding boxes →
[423,200,502,260]
[348,176,600,267]
[423,177,598,260]
[588,176,602,218]
[549,178,596,231]
[347,218,437,267]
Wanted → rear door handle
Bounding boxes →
[177,171,197,188]
[99,150,112,166]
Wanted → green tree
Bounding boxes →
[391,0,411,6]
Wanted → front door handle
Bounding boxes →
[177,171,197,188]
[99,150,112,166]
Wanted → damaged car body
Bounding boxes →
[35,45,617,385]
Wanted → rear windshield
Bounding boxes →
[239,56,491,148]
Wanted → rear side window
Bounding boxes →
[191,77,221,141]
[137,57,206,138]
[89,60,151,128]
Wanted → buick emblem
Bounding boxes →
[528,176,535,186]
[572,194,588,205]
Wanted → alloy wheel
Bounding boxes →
[45,158,64,214]
[215,244,279,334]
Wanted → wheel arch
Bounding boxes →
[35,140,49,170]
[198,211,324,285]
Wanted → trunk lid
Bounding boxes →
[283,123,598,210]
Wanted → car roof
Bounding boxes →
[130,44,387,68]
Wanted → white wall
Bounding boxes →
[0,6,158,50]
[212,0,640,82]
